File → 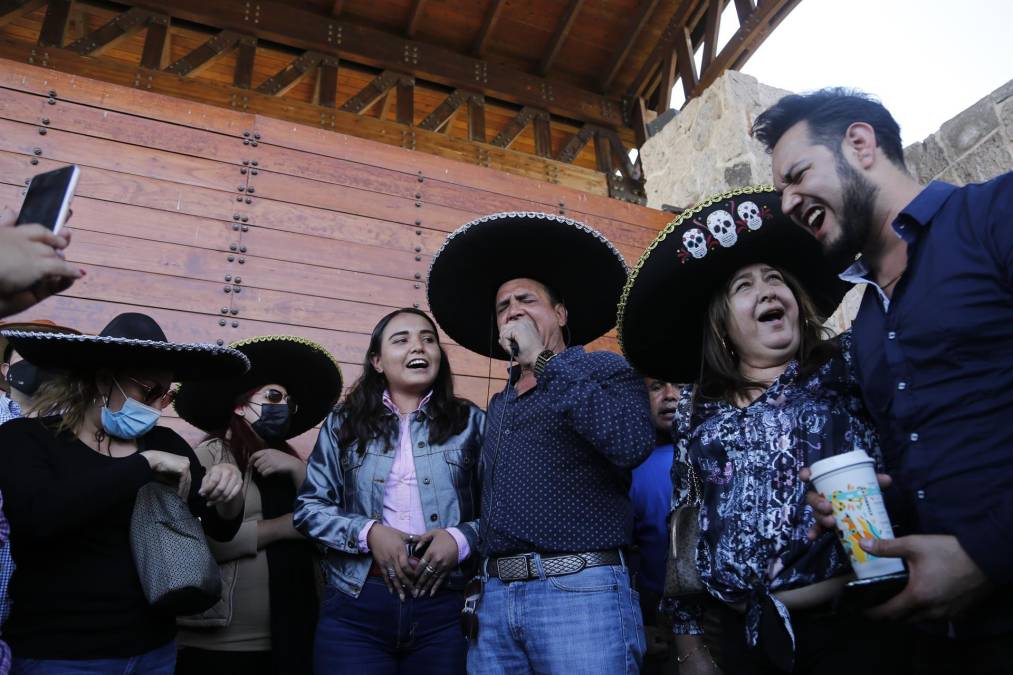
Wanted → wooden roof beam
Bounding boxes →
[700,0,721,72]
[256,50,324,96]
[653,47,675,115]
[491,106,538,148]
[316,57,338,106]
[406,0,427,38]
[600,0,662,93]
[331,0,344,17]
[340,70,402,114]
[65,6,152,56]
[233,35,256,88]
[139,14,171,70]
[472,0,504,57]
[537,0,584,76]
[673,24,697,102]
[417,89,468,132]
[690,0,800,98]
[107,0,623,127]
[38,0,73,47]
[556,124,595,163]
[627,0,702,98]
[0,0,45,28]
[734,0,754,24]
[164,29,241,77]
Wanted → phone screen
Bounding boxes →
[16,165,79,233]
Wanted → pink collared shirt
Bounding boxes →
[357,391,470,563]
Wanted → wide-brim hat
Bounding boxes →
[617,185,850,383]
[173,336,343,439]
[0,319,80,360]
[427,211,628,359]
[0,312,249,381]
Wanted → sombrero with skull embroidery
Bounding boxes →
[617,185,849,383]
[427,211,628,359]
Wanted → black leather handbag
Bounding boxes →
[663,463,706,598]
[130,481,222,615]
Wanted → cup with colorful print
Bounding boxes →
[809,450,905,578]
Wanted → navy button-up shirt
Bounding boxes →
[844,173,1013,636]
[479,346,654,557]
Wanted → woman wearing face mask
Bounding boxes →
[172,336,343,675]
[0,313,248,674]
[619,188,898,675]
[295,308,483,674]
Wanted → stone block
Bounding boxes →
[938,96,1000,158]
[904,134,951,183]
[938,131,1012,185]
[723,161,753,189]
[999,96,1013,138]
[988,78,1013,106]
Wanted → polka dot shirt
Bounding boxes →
[479,346,655,557]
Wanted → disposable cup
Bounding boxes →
[809,450,905,579]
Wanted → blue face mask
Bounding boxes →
[100,379,162,439]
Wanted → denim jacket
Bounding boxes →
[294,401,484,598]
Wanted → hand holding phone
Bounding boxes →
[16,165,80,235]
[835,572,908,614]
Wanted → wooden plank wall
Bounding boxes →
[0,58,671,453]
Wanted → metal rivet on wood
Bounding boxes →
[41,118,49,125]
[244,197,252,204]
[236,196,243,202]
[227,255,235,262]
[414,283,420,289]
[414,273,421,279]
[240,167,247,174]
[239,246,247,253]
[225,274,232,281]
[233,214,240,220]
[241,216,249,223]
[251,160,258,166]
[32,148,41,155]
[241,225,249,232]
[242,159,249,165]
[217,339,224,346]
[251,169,258,175]
[415,255,421,261]
[219,319,227,326]
[38,128,46,135]
[233,286,241,293]
[230,244,238,251]
[416,229,421,235]
[238,257,245,264]
[224,286,232,293]
[230,309,239,315]
[30,158,38,165]
[414,245,422,252]
[232,321,239,328]
[221,307,228,314]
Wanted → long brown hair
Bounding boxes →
[699,265,838,404]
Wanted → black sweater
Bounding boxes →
[0,416,242,659]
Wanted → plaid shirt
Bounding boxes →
[1,491,11,674]
[0,394,20,427]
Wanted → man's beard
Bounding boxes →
[822,158,878,271]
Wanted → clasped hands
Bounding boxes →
[368,523,459,601]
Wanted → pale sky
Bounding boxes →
[683,0,1012,147]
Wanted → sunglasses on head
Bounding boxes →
[125,376,175,406]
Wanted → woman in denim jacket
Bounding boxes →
[294,308,483,674]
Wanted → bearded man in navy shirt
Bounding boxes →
[754,87,1013,670]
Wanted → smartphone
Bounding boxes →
[16,165,80,235]
[407,538,431,560]
[836,571,908,613]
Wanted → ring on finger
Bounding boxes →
[425,564,438,575]
[386,567,397,578]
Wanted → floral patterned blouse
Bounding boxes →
[667,331,882,655]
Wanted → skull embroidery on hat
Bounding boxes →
[675,196,774,263]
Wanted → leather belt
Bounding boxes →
[487,550,623,582]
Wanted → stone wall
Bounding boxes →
[904,79,1013,186]
[639,70,789,210]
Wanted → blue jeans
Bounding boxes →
[11,640,175,675]
[314,577,466,674]
[467,559,646,674]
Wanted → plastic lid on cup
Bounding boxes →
[808,449,874,483]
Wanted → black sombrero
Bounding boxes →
[0,319,79,360]
[427,211,628,359]
[617,185,850,383]
[0,312,249,381]
[173,336,343,439]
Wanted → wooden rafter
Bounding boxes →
[331,0,345,17]
[491,106,538,148]
[418,89,469,132]
[700,0,721,72]
[604,129,641,180]
[101,0,624,127]
[653,48,675,115]
[467,94,485,141]
[406,0,428,38]
[533,112,551,158]
[65,7,152,56]
[673,24,697,101]
[594,131,612,174]
[600,0,662,93]
[537,0,584,76]
[690,0,800,97]
[139,14,171,70]
[557,124,595,163]
[164,29,240,77]
[340,70,401,114]
[316,57,338,107]
[472,0,504,56]
[627,0,703,99]
[37,0,72,47]
[233,35,256,88]
[256,50,324,96]
[0,0,45,28]
[396,76,414,125]
[734,0,754,24]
